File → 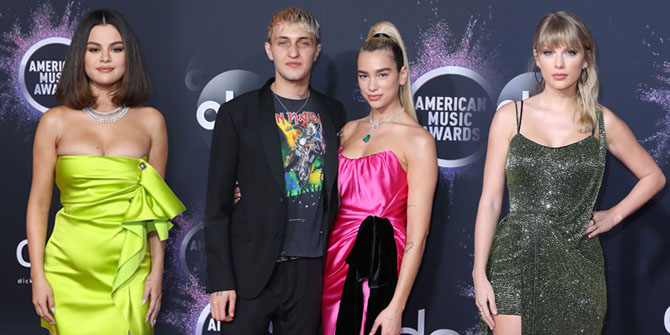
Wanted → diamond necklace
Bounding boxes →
[272,90,310,114]
[83,106,129,123]
[363,107,405,143]
[87,105,124,115]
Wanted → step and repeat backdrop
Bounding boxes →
[1,0,669,334]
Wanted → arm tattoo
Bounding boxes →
[407,203,417,208]
[404,241,415,253]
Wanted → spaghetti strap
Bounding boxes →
[591,109,598,136]
[597,105,606,150]
[514,101,519,134]
[519,100,524,133]
[514,101,523,134]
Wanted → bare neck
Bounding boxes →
[89,83,120,112]
[370,99,404,122]
[271,76,310,99]
[537,85,579,112]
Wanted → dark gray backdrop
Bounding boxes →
[1,1,669,334]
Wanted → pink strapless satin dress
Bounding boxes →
[322,148,408,335]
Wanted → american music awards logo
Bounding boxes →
[0,3,78,123]
[18,37,70,113]
[412,69,538,170]
[179,222,207,287]
[194,304,273,334]
[412,66,495,168]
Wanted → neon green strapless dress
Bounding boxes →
[41,156,185,335]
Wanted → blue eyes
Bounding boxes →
[543,50,578,56]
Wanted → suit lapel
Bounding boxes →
[313,93,338,201]
[259,80,286,193]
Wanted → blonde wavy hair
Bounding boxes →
[360,21,416,121]
[533,11,599,133]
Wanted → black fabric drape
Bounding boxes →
[335,216,398,335]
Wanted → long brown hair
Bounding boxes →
[55,9,151,109]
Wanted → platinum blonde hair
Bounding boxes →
[267,7,320,42]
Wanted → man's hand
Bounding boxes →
[233,183,241,204]
[210,290,236,322]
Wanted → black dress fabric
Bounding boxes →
[335,216,398,335]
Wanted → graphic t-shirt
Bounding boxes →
[273,93,326,257]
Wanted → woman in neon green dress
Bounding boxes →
[26,9,185,334]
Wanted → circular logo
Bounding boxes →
[179,222,207,287]
[412,66,495,168]
[195,69,261,146]
[196,304,223,334]
[497,72,538,110]
[664,305,670,333]
[16,239,30,268]
[196,304,273,334]
[19,37,70,113]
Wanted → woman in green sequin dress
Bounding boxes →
[26,10,185,334]
[472,11,666,334]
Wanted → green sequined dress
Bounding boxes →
[486,101,607,334]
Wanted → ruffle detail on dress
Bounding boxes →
[112,159,185,293]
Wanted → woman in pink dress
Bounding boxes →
[322,21,438,335]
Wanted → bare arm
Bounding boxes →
[371,129,438,334]
[143,108,168,327]
[584,107,666,237]
[472,104,515,278]
[472,103,516,329]
[26,108,62,324]
[390,131,437,310]
[144,108,168,273]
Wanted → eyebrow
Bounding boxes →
[358,67,393,74]
[276,35,312,41]
[541,44,581,50]
[86,41,124,46]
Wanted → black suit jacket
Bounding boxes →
[204,78,346,298]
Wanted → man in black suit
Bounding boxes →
[204,7,345,334]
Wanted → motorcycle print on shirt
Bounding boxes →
[275,110,325,195]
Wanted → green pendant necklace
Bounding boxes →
[363,107,405,142]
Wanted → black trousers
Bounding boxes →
[220,257,323,335]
